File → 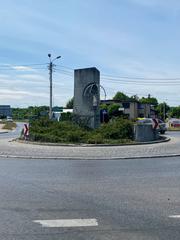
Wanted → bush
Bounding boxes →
[66,130,86,143]
[29,117,133,144]
[87,133,104,144]
[60,112,73,121]
[98,118,134,140]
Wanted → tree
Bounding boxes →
[12,106,49,120]
[130,94,139,101]
[100,104,108,110]
[66,97,74,109]
[139,96,158,106]
[113,92,130,101]
[108,103,122,117]
[156,102,170,120]
[169,106,180,118]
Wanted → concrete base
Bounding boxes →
[134,124,160,142]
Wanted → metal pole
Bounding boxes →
[49,61,53,120]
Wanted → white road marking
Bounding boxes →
[33,218,98,228]
[169,215,180,218]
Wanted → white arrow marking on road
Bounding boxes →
[169,215,180,218]
[33,218,98,228]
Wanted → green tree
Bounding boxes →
[12,106,49,120]
[130,94,139,101]
[156,102,170,120]
[169,106,180,118]
[108,103,121,117]
[113,92,130,101]
[100,104,108,110]
[66,97,74,108]
[139,96,158,106]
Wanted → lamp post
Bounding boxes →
[48,54,61,120]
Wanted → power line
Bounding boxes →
[1,62,180,85]
[101,73,180,81]
[56,65,74,71]
[0,63,48,67]
[54,65,180,83]
[2,62,180,80]
[54,68,73,77]
[101,78,180,85]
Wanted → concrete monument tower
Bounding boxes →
[73,67,100,129]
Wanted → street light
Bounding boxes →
[48,54,61,120]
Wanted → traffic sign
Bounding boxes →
[24,123,29,139]
[152,119,158,129]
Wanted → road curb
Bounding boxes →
[0,152,180,160]
[0,153,180,161]
[15,136,170,147]
[0,131,9,134]
[1,135,176,161]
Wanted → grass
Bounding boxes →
[2,122,17,130]
[168,127,180,131]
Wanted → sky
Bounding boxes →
[0,0,180,107]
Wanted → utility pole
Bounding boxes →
[49,60,53,120]
[48,54,61,120]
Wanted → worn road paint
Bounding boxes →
[169,215,180,218]
[34,218,98,227]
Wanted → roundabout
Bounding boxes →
[0,123,180,160]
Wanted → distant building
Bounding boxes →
[0,105,12,118]
[52,109,73,121]
[101,100,154,119]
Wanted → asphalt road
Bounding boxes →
[0,122,24,139]
[0,156,180,240]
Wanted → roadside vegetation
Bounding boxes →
[12,106,49,120]
[13,91,180,144]
[28,117,134,144]
[2,122,17,130]
[168,127,180,131]
[12,92,180,121]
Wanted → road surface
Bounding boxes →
[0,122,24,139]
[0,156,180,239]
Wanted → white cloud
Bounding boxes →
[0,70,74,107]
[18,74,47,82]
[11,66,34,71]
[0,89,48,98]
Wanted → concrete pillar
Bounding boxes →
[129,102,138,119]
[134,124,160,142]
[73,67,100,129]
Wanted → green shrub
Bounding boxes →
[29,116,134,144]
[60,112,73,121]
[87,133,104,144]
[66,130,86,143]
[98,118,134,140]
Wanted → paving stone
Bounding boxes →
[0,132,179,159]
